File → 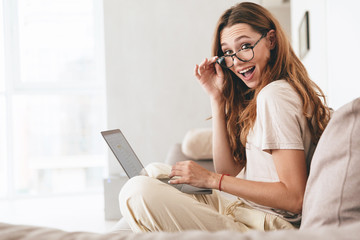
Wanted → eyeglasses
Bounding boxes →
[216,32,267,69]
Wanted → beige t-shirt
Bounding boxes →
[241,80,315,223]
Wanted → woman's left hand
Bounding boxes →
[168,160,219,189]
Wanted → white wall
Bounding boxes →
[103,0,256,175]
[291,0,360,110]
[326,0,360,109]
[290,0,328,96]
[265,2,291,40]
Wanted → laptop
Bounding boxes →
[101,129,212,194]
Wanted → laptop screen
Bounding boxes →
[101,129,147,178]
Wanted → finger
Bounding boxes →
[194,64,201,79]
[174,161,192,171]
[204,58,216,71]
[168,178,181,184]
[205,58,219,72]
[169,177,186,185]
[169,168,183,178]
[214,60,224,78]
[199,58,207,67]
[208,56,218,64]
[199,58,208,73]
[169,161,190,178]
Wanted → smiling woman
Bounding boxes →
[119,2,331,233]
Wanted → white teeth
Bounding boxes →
[239,66,254,74]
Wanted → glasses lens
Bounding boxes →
[217,56,233,68]
[236,48,254,62]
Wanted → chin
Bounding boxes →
[241,78,259,89]
[235,69,259,89]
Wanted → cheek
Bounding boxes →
[229,66,238,76]
[254,51,270,70]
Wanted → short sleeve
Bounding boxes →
[249,80,306,151]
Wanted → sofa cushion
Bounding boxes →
[182,128,212,160]
[1,221,360,240]
[301,98,360,229]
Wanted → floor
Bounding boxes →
[0,193,118,233]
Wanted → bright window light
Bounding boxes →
[1,0,107,198]
[0,97,6,198]
[12,94,106,195]
[0,0,7,198]
[17,0,98,87]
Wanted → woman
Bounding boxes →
[119,2,330,232]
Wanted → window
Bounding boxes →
[0,0,7,198]
[0,0,3,92]
[1,0,106,197]
[0,98,6,198]
[16,0,98,87]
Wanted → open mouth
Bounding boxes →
[239,66,255,78]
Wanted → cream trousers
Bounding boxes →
[119,175,295,233]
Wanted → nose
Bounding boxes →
[232,56,244,67]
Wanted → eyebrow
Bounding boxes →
[220,35,252,47]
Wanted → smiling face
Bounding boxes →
[220,23,273,89]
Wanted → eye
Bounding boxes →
[241,43,252,50]
[223,49,233,56]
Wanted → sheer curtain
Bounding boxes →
[0,0,107,198]
[0,0,7,198]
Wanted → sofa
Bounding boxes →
[0,97,359,239]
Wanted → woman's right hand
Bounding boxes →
[194,56,225,101]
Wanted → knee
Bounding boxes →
[120,176,151,202]
[119,176,162,214]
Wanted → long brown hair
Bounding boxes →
[212,2,330,166]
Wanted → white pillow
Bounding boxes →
[301,98,360,228]
[181,128,213,160]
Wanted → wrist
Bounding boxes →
[218,174,229,191]
[210,173,229,191]
[210,97,225,115]
[210,95,225,105]
[210,173,222,190]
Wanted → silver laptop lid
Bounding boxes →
[101,129,148,178]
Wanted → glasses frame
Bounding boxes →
[216,32,268,69]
